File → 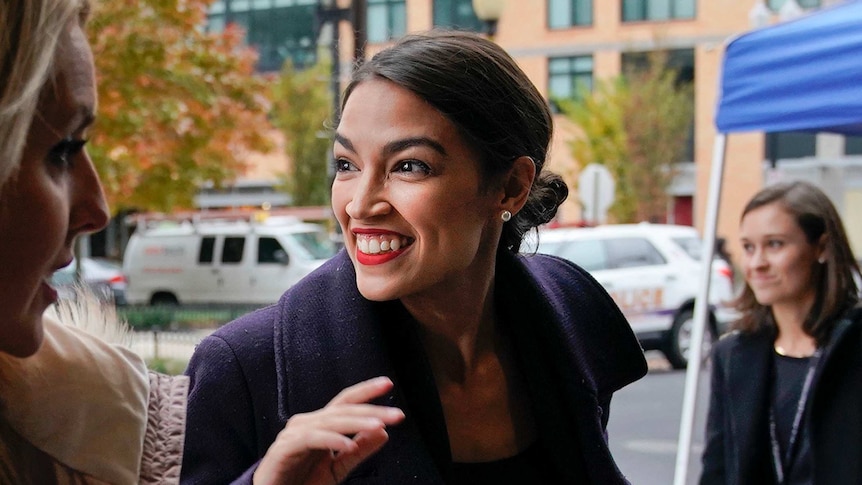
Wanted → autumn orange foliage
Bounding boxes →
[87,0,273,212]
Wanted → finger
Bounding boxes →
[330,428,391,482]
[288,414,386,437]
[297,404,405,426]
[287,404,404,434]
[328,376,394,405]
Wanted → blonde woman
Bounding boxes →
[0,1,187,483]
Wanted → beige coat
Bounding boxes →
[0,292,187,484]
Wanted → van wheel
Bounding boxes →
[150,293,178,306]
[664,309,714,370]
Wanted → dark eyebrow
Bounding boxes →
[334,133,448,157]
[333,133,356,153]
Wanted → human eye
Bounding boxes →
[48,138,88,169]
[333,157,357,173]
[741,242,754,253]
[767,239,784,249]
[393,160,431,176]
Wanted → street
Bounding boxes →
[608,351,712,485]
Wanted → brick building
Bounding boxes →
[207,0,862,257]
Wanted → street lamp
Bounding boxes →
[472,0,506,38]
[316,0,367,120]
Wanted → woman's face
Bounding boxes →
[332,79,504,302]
[739,202,823,312]
[0,22,108,357]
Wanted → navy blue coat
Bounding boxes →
[181,250,647,484]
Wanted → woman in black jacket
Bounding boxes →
[700,181,862,485]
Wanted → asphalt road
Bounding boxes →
[607,351,712,485]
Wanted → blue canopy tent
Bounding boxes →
[675,2,862,483]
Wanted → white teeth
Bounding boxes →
[356,235,408,255]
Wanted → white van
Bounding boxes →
[123,216,337,305]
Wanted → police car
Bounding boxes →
[526,223,737,369]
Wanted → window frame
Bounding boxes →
[367,0,407,43]
[767,0,821,11]
[547,0,593,30]
[547,55,594,110]
[621,0,696,23]
[432,0,483,32]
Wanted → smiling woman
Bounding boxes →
[183,30,648,485]
[701,181,862,485]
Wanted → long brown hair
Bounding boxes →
[733,181,860,344]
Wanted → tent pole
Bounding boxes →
[673,133,727,485]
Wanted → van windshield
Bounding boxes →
[289,231,338,260]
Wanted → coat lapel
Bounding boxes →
[726,331,772,484]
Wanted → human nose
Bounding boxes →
[70,152,109,235]
[745,246,767,270]
[345,172,390,220]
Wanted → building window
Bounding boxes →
[206,0,318,73]
[368,0,406,43]
[768,0,820,10]
[548,56,594,108]
[765,132,816,160]
[434,0,483,32]
[845,136,862,156]
[548,0,592,29]
[622,0,695,22]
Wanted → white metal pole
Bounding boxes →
[672,133,727,485]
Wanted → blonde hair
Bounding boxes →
[0,0,86,193]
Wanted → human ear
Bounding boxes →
[499,156,536,217]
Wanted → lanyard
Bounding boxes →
[768,348,822,484]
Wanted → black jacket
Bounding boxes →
[700,307,862,485]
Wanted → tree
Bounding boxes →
[271,59,333,206]
[560,52,694,223]
[87,0,273,212]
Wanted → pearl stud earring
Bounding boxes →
[501,210,512,222]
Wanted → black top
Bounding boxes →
[380,297,583,484]
[451,441,567,484]
[771,351,814,484]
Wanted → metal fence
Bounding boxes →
[121,304,265,363]
[130,329,210,361]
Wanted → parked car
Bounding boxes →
[51,257,128,305]
[526,223,737,369]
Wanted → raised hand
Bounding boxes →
[253,376,405,485]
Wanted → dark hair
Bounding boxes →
[734,181,860,344]
[341,30,568,252]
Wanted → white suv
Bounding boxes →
[525,223,737,369]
